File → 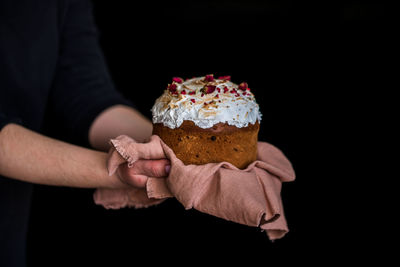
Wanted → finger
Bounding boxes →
[117,164,148,188]
[129,159,171,178]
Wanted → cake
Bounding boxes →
[151,74,262,169]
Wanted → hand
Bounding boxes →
[116,159,170,188]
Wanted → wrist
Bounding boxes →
[96,151,128,189]
[108,173,129,189]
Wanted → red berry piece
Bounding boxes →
[205,85,216,94]
[238,82,248,91]
[217,75,231,81]
[204,74,214,82]
[168,83,178,94]
[172,77,184,83]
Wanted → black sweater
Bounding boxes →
[0,1,131,265]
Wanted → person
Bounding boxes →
[0,0,170,266]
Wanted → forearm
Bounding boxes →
[89,105,153,151]
[0,124,124,189]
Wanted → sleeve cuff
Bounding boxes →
[0,113,23,131]
[72,94,135,147]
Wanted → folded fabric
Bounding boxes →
[93,135,295,240]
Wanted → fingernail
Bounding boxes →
[165,165,171,174]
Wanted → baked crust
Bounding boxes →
[153,121,259,169]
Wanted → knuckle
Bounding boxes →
[149,162,163,177]
[126,164,137,176]
[133,174,147,188]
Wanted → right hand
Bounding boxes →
[116,159,171,189]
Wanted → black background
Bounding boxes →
[27,1,390,266]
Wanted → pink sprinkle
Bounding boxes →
[205,85,216,94]
[204,74,214,82]
[169,83,177,90]
[217,75,231,81]
[238,82,248,91]
[172,77,184,83]
[168,83,177,94]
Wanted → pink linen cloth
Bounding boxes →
[93,135,295,240]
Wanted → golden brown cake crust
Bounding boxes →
[153,121,259,169]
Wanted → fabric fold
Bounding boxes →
[93,135,295,240]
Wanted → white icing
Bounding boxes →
[151,76,262,129]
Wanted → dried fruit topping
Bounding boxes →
[169,83,177,90]
[168,83,178,94]
[190,99,196,103]
[172,77,184,83]
[204,74,214,82]
[238,82,248,91]
[217,75,231,81]
[223,86,229,93]
[189,91,196,95]
[181,90,187,95]
[205,85,216,94]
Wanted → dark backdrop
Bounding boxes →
[27,1,389,266]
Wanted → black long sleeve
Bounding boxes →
[47,0,133,145]
[0,0,132,143]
